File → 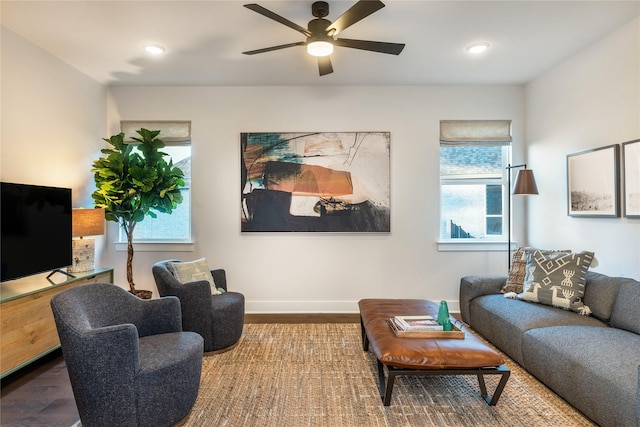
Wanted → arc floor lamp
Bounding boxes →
[506,164,539,268]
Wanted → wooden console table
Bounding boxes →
[1,268,114,378]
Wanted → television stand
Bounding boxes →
[46,269,76,280]
[1,268,113,378]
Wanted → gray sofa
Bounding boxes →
[460,271,640,427]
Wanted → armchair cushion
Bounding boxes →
[168,258,222,294]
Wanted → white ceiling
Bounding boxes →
[2,1,639,86]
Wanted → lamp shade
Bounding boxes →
[512,169,539,195]
[72,208,105,237]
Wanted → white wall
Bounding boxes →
[1,28,106,203]
[107,85,525,312]
[13,19,636,314]
[525,17,640,279]
[1,27,108,261]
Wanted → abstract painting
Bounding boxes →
[241,132,390,232]
[567,144,619,217]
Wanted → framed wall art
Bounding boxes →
[241,132,390,232]
[622,139,640,218]
[567,144,620,217]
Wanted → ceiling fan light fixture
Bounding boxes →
[466,42,490,54]
[307,40,334,57]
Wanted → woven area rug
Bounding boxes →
[181,323,596,427]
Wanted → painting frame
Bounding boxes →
[622,139,640,218]
[567,144,620,217]
[241,132,391,232]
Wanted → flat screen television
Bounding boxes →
[1,182,73,282]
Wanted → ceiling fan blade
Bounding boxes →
[325,0,385,36]
[242,41,305,55]
[334,38,405,55]
[244,4,312,37]
[318,56,334,76]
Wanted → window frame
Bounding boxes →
[437,120,512,251]
[439,146,510,242]
[114,121,194,251]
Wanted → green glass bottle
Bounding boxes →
[437,300,449,325]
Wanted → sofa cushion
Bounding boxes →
[468,294,606,365]
[609,277,640,334]
[168,258,222,295]
[522,326,640,427]
[583,271,623,322]
[521,249,594,314]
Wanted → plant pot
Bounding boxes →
[130,289,153,299]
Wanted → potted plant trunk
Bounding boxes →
[92,128,185,298]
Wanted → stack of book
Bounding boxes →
[386,315,465,339]
[392,315,442,331]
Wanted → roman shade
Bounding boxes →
[440,120,512,146]
[121,120,191,144]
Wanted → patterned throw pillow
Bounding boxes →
[520,249,594,315]
[502,247,526,293]
[502,247,572,294]
[167,258,222,295]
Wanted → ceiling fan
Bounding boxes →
[242,0,405,76]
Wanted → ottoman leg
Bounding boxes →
[377,360,396,406]
[477,365,511,406]
[360,317,369,351]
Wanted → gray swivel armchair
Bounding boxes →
[50,283,203,427]
[152,260,245,353]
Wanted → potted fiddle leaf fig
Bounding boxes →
[92,128,185,298]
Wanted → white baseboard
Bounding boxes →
[245,300,460,315]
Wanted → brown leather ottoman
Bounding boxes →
[359,298,510,406]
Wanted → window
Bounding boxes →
[118,121,192,243]
[439,120,511,241]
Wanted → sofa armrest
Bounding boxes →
[459,275,507,324]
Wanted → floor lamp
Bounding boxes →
[506,164,539,268]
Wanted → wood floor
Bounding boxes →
[1,349,79,427]
[0,314,359,427]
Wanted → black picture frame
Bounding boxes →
[240,132,391,232]
[567,144,620,217]
[622,139,640,218]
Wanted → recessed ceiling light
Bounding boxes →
[143,43,166,55]
[466,42,490,54]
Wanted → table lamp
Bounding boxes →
[68,208,105,273]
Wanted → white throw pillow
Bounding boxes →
[167,258,222,295]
